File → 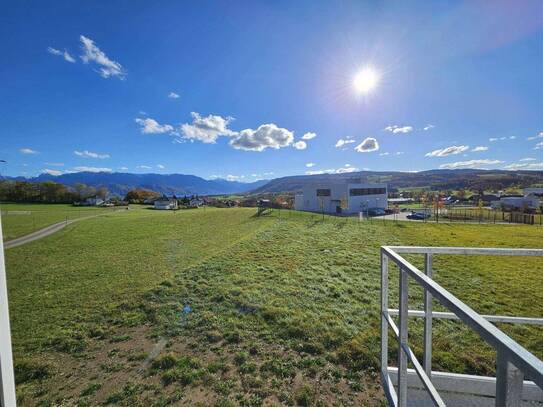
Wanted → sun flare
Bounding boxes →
[353,68,380,94]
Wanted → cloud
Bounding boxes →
[74,150,110,159]
[79,35,126,79]
[385,125,413,134]
[230,123,294,152]
[181,112,235,143]
[305,162,315,168]
[168,92,180,99]
[354,137,379,153]
[503,162,543,170]
[292,140,307,150]
[425,145,469,157]
[527,132,543,141]
[118,166,129,170]
[301,132,316,140]
[439,159,503,169]
[489,138,498,142]
[305,164,359,175]
[137,165,152,170]
[379,152,390,156]
[471,146,488,152]
[520,157,536,162]
[335,138,356,148]
[19,148,38,155]
[536,141,543,150]
[135,118,174,134]
[42,169,63,176]
[44,162,64,166]
[423,124,435,131]
[71,166,112,173]
[156,164,165,169]
[509,136,516,140]
[47,47,76,63]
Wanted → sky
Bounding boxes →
[1,0,543,182]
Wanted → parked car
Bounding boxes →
[368,208,386,217]
[407,211,431,220]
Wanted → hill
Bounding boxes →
[251,169,543,193]
[2,172,268,196]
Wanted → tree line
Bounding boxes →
[0,180,108,203]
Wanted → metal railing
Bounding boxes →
[380,246,543,407]
[0,212,16,407]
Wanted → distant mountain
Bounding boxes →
[251,169,543,193]
[2,172,269,196]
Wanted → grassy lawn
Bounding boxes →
[4,207,542,406]
[0,203,120,240]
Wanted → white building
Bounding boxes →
[154,196,178,210]
[491,196,540,211]
[524,188,543,197]
[294,182,387,215]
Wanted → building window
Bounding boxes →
[316,189,331,197]
[350,188,386,196]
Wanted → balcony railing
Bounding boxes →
[380,246,543,406]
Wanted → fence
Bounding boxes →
[380,246,543,406]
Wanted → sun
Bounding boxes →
[353,68,380,94]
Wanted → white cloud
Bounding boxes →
[301,132,316,140]
[168,92,180,99]
[137,165,152,170]
[79,35,125,79]
[42,169,63,176]
[44,162,64,166]
[509,136,516,140]
[471,146,488,152]
[74,150,110,159]
[489,138,498,142]
[118,166,129,170]
[181,112,235,143]
[395,151,404,155]
[230,123,294,152]
[520,157,536,162]
[226,174,245,181]
[527,132,543,141]
[156,164,165,169]
[535,141,543,150]
[425,145,469,157]
[439,159,503,169]
[47,47,76,63]
[335,138,356,148]
[385,125,413,134]
[292,140,307,150]
[354,137,379,153]
[135,118,174,134]
[503,162,543,170]
[423,124,435,131]
[305,164,359,175]
[305,162,315,168]
[71,166,112,173]
[19,148,38,155]
[379,152,390,156]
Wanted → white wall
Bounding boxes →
[347,183,387,213]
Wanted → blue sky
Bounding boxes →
[1,0,543,181]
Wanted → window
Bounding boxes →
[350,187,386,196]
[316,189,331,197]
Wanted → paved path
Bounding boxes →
[4,210,124,249]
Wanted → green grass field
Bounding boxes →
[3,206,543,406]
[1,203,119,241]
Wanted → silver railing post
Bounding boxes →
[380,251,389,381]
[398,266,409,407]
[495,351,524,407]
[423,253,433,378]
[0,211,17,407]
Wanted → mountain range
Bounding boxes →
[2,169,543,196]
[1,172,268,196]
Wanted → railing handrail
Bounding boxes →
[380,245,543,407]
